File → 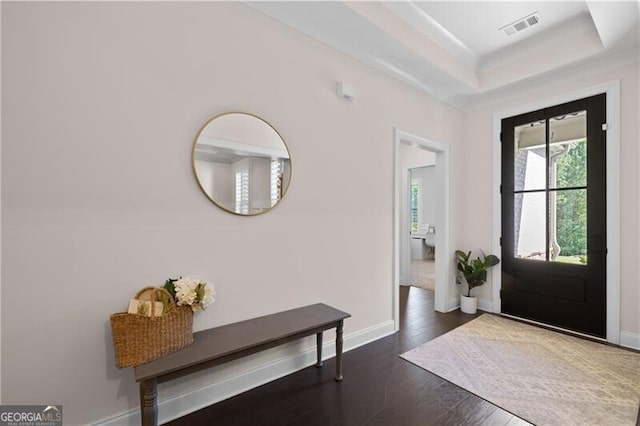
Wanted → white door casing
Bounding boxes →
[393,128,452,330]
[491,80,621,344]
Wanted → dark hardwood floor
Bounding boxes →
[168,286,530,425]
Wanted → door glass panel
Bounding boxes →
[550,111,587,189]
[514,192,547,261]
[515,120,546,191]
[551,189,587,264]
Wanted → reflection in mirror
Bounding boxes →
[192,113,291,215]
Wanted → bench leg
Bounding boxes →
[140,378,158,426]
[316,332,323,367]
[335,320,344,381]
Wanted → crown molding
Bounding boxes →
[463,46,639,111]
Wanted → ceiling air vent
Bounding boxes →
[500,12,540,36]
[526,15,539,26]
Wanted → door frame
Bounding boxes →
[491,80,621,344]
[393,128,451,331]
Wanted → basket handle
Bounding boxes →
[134,286,177,316]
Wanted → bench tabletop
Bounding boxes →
[134,303,350,382]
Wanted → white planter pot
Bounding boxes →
[460,295,477,314]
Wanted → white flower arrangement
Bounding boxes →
[164,277,215,313]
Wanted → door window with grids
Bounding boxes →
[513,111,587,265]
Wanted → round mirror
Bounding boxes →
[192,112,292,216]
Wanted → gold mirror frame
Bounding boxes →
[192,112,292,216]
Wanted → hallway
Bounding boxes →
[408,259,435,291]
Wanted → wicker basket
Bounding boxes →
[110,286,194,368]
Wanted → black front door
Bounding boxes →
[501,94,607,338]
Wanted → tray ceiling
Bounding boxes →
[246,1,640,110]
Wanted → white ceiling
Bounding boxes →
[245,1,640,111]
[409,1,590,63]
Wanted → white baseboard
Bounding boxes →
[94,320,396,426]
[477,298,494,313]
[446,296,459,312]
[446,296,494,314]
[620,330,640,350]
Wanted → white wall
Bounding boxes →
[1,3,464,424]
[193,160,234,210]
[462,62,639,336]
[250,157,272,211]
[213,162,233,209]
[0,0,3,404]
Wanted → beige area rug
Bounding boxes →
[401,314,640,426]
[409,259,434,291]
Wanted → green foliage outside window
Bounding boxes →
[555,140,587,258]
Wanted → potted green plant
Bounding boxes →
[455,250,500,314]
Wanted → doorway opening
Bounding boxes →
[393,129,451,331]
[407,165,436,292]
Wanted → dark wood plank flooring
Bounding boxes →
[168,287,529,425]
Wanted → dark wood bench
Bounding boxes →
[134,303,351,426]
